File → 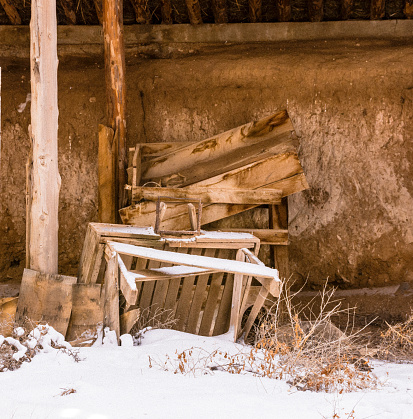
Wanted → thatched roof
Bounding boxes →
[0,0,408,26]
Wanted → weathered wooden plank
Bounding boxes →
[185,248,216,334]
[133,186,283,205]
[102,253,120,339]
[15,269,77,336]
[229,249,246,341]
[198,248,232,336]
[120,308,140,335]
[78,224,101,283]
[213,272,234,335]
[121,152,308,228]
[66,283,103,342]
[269,200,289,280]
[92,222,160,240]
[138,259,160,313]
[29,0,60,274]
[220,229,288,245]
[103,0,127,214]
[118,255,139,305]
[0,0,22,24]
[370,0,385,19]
[141,110,292,184]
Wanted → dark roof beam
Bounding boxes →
[0,0,22,24]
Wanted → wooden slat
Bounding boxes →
[269,200,289,280]
[199,248,231,336]
[89,243,105,284]
[174,268,197,331]
[92,222,160,240]
[118,255,139,306]
[229,249,246,341]
[103,253,120,339]
[213,272,234,335]
[66,283,103,342]
[15,269,77,336]
[120,308,140,335]
[141,110,292,185]
[133,186,283,205]
[185,248,216,334]
[240,287,269,342]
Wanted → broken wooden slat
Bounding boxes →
[15,269,77,336]
[138,259,161,314]
[66,283,103,342]
[0,0,22,24]
[78,224,101,283]
[92,223,160,240]
[118,255,139,305]
[133,186,283,205]
[269,200,289,280]
[185,248,216,334]
[102,253,120,339]
[120,308,140,335]
[141,110,293,185]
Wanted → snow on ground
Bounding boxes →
[1,329,413,419]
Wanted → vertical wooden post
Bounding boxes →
[103,0,127,221]
[29,0,60,274]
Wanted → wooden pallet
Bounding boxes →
[76,223,279,343]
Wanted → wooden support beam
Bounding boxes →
[60,0,77,24]
[0,0,21,24]
[29,0,60,274]
[249,0,262,22]
[308,0,323,22]
[212,0,228,23]
[133,186,283,205]
[103,0,128,219]
[93,0,103,24]
[370,0,385,19]
[276,0,291,21]
[130,0,151,23]
[185,0,203,24]
[161,0,173,24]
[405,0,413,17]
[341,0,353,19]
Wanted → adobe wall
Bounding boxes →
[1,36,412,302]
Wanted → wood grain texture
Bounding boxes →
[102,252,120,339]
[15,269,77,336]
[29,0,60,274]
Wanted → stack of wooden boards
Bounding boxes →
[8,223,280,344]
[120,110,308,250]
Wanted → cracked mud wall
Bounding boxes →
[1,39,412,295]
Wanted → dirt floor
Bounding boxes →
[1,39,413,317]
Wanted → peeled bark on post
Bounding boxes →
[103,0,127,218]
[29,0,60,274]
[160,0,173,24]
[406,0,413,18]
[249,0,262,22]
[212,0,228,23]
[185,0,203,24]
[308,0,323,21]
[370,0,385,19]
[276,0,291,21]
[0,0,22,24]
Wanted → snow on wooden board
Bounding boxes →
[108,241,280,281]
[91,223,159,238]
